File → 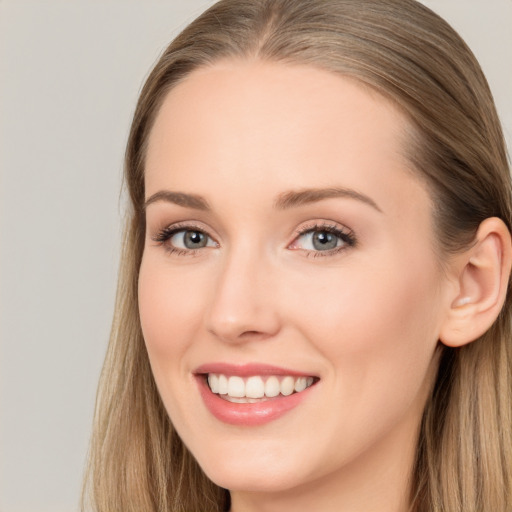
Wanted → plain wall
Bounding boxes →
[0,1,510,511]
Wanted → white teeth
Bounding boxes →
[245,376,265,398]
[294,376,307,393]
[207,373,316,399]
[218,374,228,395]
[223,396,263,403]
[228,376,245,398]
[280,376,295,396]
[265,376,280,398]
[208,374,219,393]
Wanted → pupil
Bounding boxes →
[184,231,206,248]
[312,231,337,250]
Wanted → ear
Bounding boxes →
[439,217,512,347]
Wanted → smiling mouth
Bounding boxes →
[206,374,318,403]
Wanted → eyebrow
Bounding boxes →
[143,186,382,213]
[144,190,210,211]
[274,187,382,212]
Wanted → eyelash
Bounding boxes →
[291,222,357,258]
[151,221,357,257]
[151,222,213,257]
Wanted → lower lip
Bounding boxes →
[196,376,315,426]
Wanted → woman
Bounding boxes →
[83,1,512,511]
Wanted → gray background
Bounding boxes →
[1,1,510,511]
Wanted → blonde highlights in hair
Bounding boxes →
[83,1,512,510]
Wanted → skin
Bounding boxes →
[138,60,457,512]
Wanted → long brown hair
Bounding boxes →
[82,1,512,510]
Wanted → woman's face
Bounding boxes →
[139,61,452,497]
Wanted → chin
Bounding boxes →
[205,466,302,494]
[195,445,309,493]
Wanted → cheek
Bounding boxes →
[292,261,440,343]
[137,253,217,429]
[286,256,443,414]
[138,254,207,365]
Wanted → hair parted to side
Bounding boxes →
[82,1,512,511]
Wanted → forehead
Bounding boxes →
[147,60,408,169]
[145,60,429,222]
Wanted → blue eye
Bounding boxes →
[153,226,217,253]
[290,224,356,254]
[170,229,215,249]
[300,231,341,250]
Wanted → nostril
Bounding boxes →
[237,330,273,341]
[241,330,263,337]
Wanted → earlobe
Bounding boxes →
[440,217,512,348]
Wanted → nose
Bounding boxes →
[205,247,281,343]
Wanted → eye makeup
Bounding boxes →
[151,221,218,257]
[150,218,357,259]
[288,221,357,257]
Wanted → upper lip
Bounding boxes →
[194,362,318,378]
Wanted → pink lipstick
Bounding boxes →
[194,363,318,426]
